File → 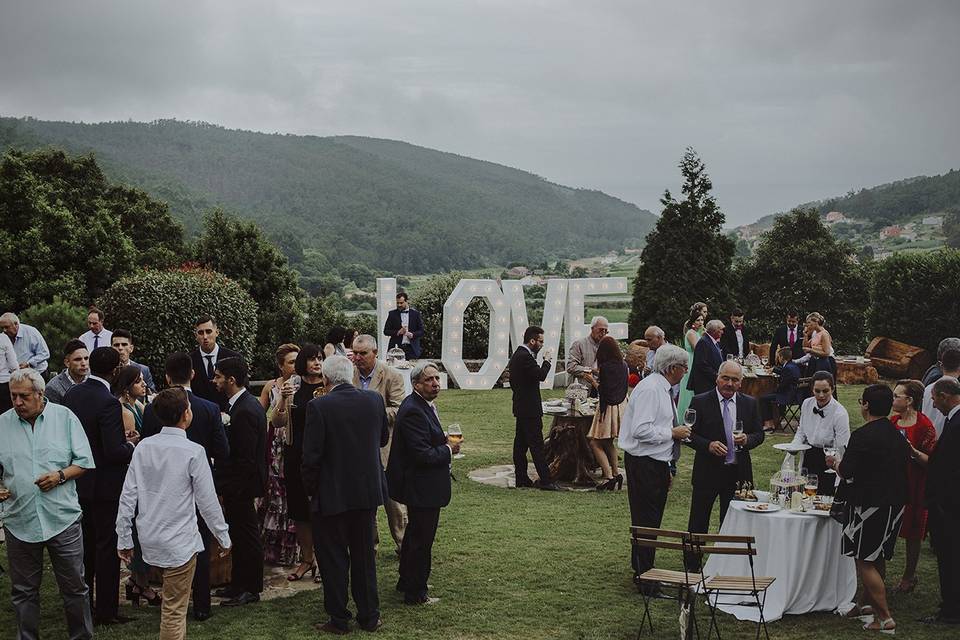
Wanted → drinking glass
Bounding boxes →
[682,408,696,443]
[823,444,838,474]
[448,423,465,459]
[804,474,819,497]
[733,420,745,451]
[726,354,736,361]
[761,356,769,367]
[288,374,302,409]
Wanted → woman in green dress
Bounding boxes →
[677,303,707,417]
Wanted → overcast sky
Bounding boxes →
[2,1,959,226]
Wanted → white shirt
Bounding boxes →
[792,396,850,452]
[618,372,677,462]
[948,404,960,422]
[227,388,246,410]
[735,329,745,357]
[923,379,954,438]
[88,375,112,391]
[79,328,112,353]
[716,387,738,424]
[116,427,231,568]
[0,332,17,383]
[400,310,411,345]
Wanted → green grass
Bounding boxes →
[1,385,943,638]
[586,306,630,324]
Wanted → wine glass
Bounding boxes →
[682,408,696,443]
[761,356,769,367]
[823,444,838,474]
[288,373,302,409]
[448,423,465,459]
[733,420,745,451]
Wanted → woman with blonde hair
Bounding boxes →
[801,312,836,377]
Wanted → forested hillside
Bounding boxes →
[0,117,656,274]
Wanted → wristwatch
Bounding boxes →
[57,470,66,485]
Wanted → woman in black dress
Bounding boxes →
[284,343,324,582]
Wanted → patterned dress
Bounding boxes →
[259,382,299,565]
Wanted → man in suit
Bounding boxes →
[352,334,408,554]
[769,310,802,361]
[686,360,764,546]
[509,325,558,490]
[190,315,241,410]
[383,292,425,359]
[110,329,155,394]
[303,355,389,634]
[923,376,960,625]
[688,319,725,395]
[211,356,266,607]
[62,346,136,625]
[387,361,459,605]
[78,307,112,354]
[719,309,751,360]
[141,351,230,621]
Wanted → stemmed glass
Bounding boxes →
[448,423,465,459]
[733,420,745,451]
[287,374,302,409]
[682,408,696,444]
[823,443,838,474]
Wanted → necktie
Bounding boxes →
[722,398,736,464]
[788,328,795,348]
[669,388,681,462]
[93,334,99,350]
[205,355,215,380]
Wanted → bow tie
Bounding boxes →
[813,407,826,418]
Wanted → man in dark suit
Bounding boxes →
[62,346,135,625]
[688,319,726,395]
[719,309,751,360]
[383,292,425,359]
[302,355,389,634]
[769,310,802,361]
[923,376,960,625]
[190,315,242,410]
[110,329,155,394]
[211,357,266,607]
[509,325,558,490]
[141,352,230,621]
[387,361,459,605]
[686,360,764,545]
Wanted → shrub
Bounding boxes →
[19,296,88,361]
[97,268,257,382]
[301,295,347,346]
[867,249,960,354]
[414,272,489,359]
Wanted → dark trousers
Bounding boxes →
[513,416,552,485]
[79,499,121,621]
[688,465,738,536]
[192,518,212,613]
[312,509,380,631]
[398,507,441,602]
[930,506,960,618]
[801,446,836,497]
[222,496,263,595]
[625,453,671,577]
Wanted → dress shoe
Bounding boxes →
[314,620,350,635]
[514,478,534,488]
[193,610,212,622]
[405,595,440,605]
[360,617,384,631]
[220,592,260,607]
[212,587,239,598]
[94,614,136,626]
[534,481,561,491]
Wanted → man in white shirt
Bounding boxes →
[618,344,691,590]
[117,388,231,640]
[924,349,960,438]
[78,307,112,354]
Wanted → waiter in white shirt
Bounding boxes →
[618,344,691,592]
[790,371,850,495]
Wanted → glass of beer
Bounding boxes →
[448,423,465,459]
[804,474,819,497]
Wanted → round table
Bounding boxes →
[701,501,856,623]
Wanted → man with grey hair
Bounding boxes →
[1,312,50,375]
[641,325,666,375]
[351,333,408,554]
[566,316,609,391]
[1,368,96,639]
[303,354,389,633]
[688,319,725,395]
[924,349,960,438]
[619,344,692,591]
[924,337,960,387]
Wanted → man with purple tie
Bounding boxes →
[769,310,802,361]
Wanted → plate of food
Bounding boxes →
[742,502,781,513]
[773,443,811,453]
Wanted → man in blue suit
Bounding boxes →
[63,346,135,626]
[387,361,459,606]
[688,319,726,395]
[141,352,230,621]
[383,292,425,359]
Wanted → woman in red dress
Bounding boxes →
[890,379,937,594]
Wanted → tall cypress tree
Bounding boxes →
[628,148,735,340]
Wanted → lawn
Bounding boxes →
[1,384,944,639]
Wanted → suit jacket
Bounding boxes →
[926,410,960,512]
[141,388,230,467]
[688,335,724,394]
[383,308,425,358]
[770,324,803,361]
[719,325,752,360]
[772,361,802,405]
[687,390,764,487]
[63,378,133,502]
[509,346,551,418]
[213,390,266,499]
[386,393,452,509]
[354,361,407,466]
[302,384,390,516]
[189,346,242,410]
[839,417,910,507]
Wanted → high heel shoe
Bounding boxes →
[614,473,623,490]
[125,580,162,607]
[595,478,614,492]
[287,563,317,582]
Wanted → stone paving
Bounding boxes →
[468,463,602,492]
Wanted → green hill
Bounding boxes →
[0,117,656,274]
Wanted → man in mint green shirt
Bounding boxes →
[1,368,95,640]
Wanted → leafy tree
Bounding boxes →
[301,294,347,346]
[945,208,960,249]
[628,148,735,340]
[19,296,88,360]
[413,272,490,359]
[734,208,870,353]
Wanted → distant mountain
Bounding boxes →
[0,117,656,274]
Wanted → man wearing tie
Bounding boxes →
[190,316,241,410]
[769,310,802,360]
[78,307,112,354]
[688,319,725,395]
[719,309,751,360]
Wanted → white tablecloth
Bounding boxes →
[701,501,856,622]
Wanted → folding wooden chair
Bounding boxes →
[687,533,775,640]
[630,526,703,639]
[780,376,812,432]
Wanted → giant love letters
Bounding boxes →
[376,277,628,390]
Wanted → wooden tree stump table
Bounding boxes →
[834,357,879,385]
[544,412,598,486]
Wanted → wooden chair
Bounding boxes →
[630,527,703,639]
[687,533,775,640]
[780,376,812,432]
